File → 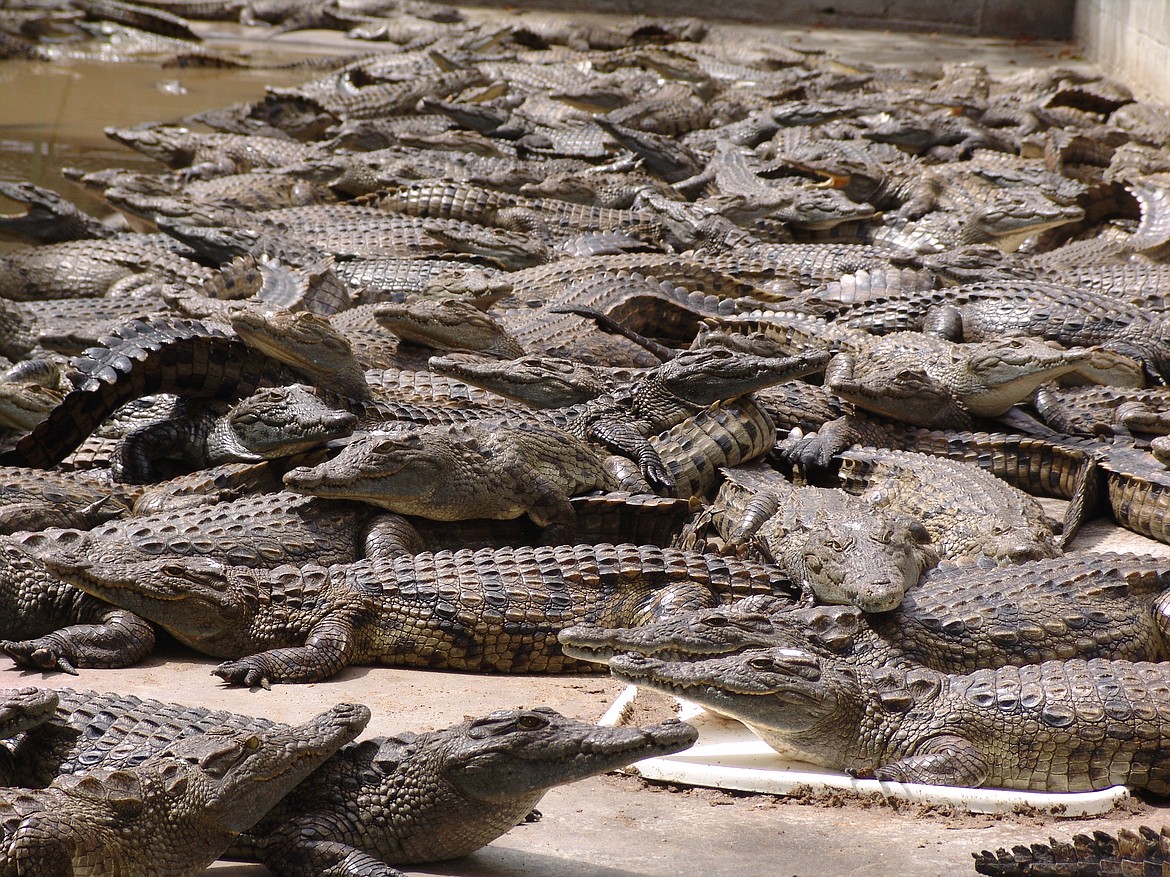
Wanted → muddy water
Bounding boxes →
[0,27,348,248]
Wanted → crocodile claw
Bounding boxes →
[642,458,677,497]
[213,660,272,690]
[1,639,79,675]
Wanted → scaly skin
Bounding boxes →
[112,384,358,483]
[0,702,369,877]
[611,651,1170,792]
[229,709,699,876]
[825,333,1092,428]
[0,687,59,740]
[0,687,288,788]
[835,446,1060,565]
[973,825,1170,876]
[698,464,937,612]
[283,422,618,538]
[42,544,790,686]
[429,354,623,408]
[560,552,1170,671]
[0,538,156,675]
[374,297,525,359]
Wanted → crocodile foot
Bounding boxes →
[1,637,79,675]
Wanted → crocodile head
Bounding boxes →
[42,554,254,650]
[283,430,445,510]
[777,510,937,612]
[229,308,371,400]
[320,708,697,865]
[431,707,697,803]
[652,347,830,407]
[827,360,972,429]
[0,686,59,738]
[559,594,803,664]
[374,297,523,358]
[960,192,1084,252]
[429,353,617,407]
[215,384,357,460]
[105,125,197,167]
[0,180,108,245]
[609,648,861,758]
[942,337,1091,417]
[423,218,550,269]
[49,703,368,874]
[768,184,878,230]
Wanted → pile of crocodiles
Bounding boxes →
[8,1,1170,874]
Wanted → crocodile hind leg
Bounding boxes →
[869,733,989,786]
[256,838,406,877]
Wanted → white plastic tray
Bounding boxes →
[599,685,1129,817]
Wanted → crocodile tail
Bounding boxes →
[972,825,1170,876]
[0,318,277,469]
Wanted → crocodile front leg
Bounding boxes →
[872,733,989,786]
[212,618,359,688]
[582,416,675,495]
[1,605,156,673]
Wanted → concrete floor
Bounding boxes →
[3,11,1167,876]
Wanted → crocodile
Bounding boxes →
[0,468,135,535]
[561,551,1170,671]
[822,278,1170,383]
[693,463,937,612]
[0,702,368,877]
[374,296,527,360]
[228,708,698,876]
[282,422,624,540]
[834,446,1060,565]
[708,313,1092,429]
[973,825,1170,876]
[19,488,414,572]
[0,317,314,470]
[104,125,324,178]
[111,383,358,483]
[0,687,694,877]
[0,181,111,245]
[0,687,294,788]
[41,543,791,685]
[1033,383,1170,438]
[429,354,623,408]
[610,651,1170,792]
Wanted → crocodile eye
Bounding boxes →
[517,714,548,730]
[747,656,778,672]
[702,614,729,627]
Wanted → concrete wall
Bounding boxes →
[1075,0,1170,102]
[464,1,1075,38]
